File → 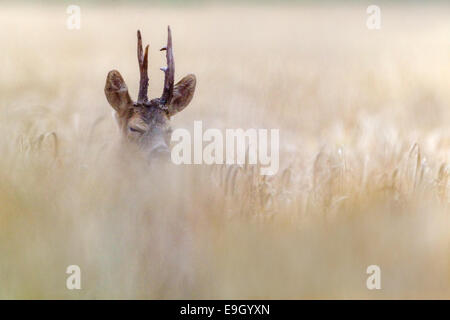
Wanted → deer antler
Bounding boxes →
[137,30,149,103]
[159,26,175,105]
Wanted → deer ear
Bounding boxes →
[168,74,196,116]
[105,70,133,113]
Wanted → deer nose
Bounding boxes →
[149,143,170,160]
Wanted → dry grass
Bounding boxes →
[0,3,450,299]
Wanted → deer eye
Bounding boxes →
[129,127,144,134]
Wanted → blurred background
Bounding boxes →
[0,0,449,298]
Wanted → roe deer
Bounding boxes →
[104,27,196,158]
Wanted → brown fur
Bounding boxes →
[104,28,196,156]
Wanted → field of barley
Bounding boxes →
[0,2,449,299]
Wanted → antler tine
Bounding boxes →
[137,30,149,103]
[160,26,174,105]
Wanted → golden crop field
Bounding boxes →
[0,2,449,299]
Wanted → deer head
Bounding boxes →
[104,27,196,158]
